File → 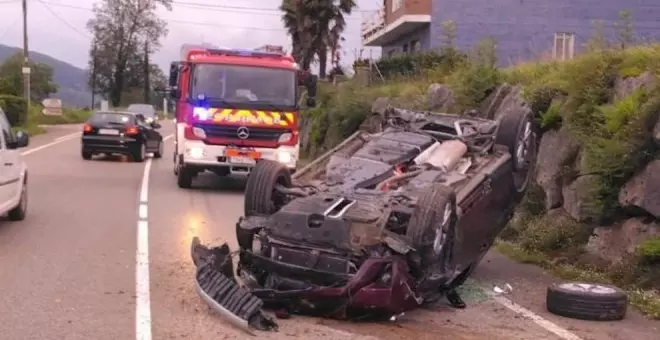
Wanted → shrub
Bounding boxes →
[368,50,465,79]
[0,95,27,125]
[517,215,592,253]
[639,237,660,264]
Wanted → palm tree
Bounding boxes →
[280,0,356,77]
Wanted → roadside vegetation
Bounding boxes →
[0,53,91,135]
[301,16,660,318]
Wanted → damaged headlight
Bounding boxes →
[252,235,263,255]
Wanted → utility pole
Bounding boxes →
[21,0,30,109]
[143,40,150,103]
[91,45,97,109]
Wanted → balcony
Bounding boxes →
[361,0,431,46]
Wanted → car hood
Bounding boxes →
[266,195,390,252]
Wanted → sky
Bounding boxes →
[0,0,383,72]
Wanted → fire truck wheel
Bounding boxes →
[177,165,193,188]
[244,160,292,216]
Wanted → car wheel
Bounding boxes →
[8,177,28,221]
[82,151,93,160]
[406,183,457,276]
[244,160,292,216]
[495,109,537,195]
[546,282,627,321]
[153,141,164,159]
[177,164,193,188]
[133,143,146,162]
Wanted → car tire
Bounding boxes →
[495,109,537,195]
[177,165,193,188]
[133,143,146,162]
[82,151,92,160]
[546,282,627,321]
[153,141,164,159]
[406,183,457,273]
[244,160,292,216]
[8,176,27,221]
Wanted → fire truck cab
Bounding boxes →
[168,46,317,188]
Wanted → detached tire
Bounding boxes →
[244,160,292,216]
[495,109,536,195]
[546,282,628,321]
[406,183,457,271]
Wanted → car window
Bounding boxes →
[90,112,134,125]
[0,109,12,149]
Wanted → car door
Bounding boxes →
[0,110,22,209]
[135,114,158,150]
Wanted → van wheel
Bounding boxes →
[177,165,193,188]
[82,151,92,160]
[8,177,27,221]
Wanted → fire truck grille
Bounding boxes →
[194,124,286,142]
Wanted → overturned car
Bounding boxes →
[191,107,538,332]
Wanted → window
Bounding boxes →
[411,40,420,52]
[392,0,403,12]
[403,43,409,53]
[553,32,575,61]
[190,64,297,108]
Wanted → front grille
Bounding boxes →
[194,123,286,142]
[270,245,355,274]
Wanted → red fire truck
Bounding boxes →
[168,45,317,188]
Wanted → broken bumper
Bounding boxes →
[191,237,424,333]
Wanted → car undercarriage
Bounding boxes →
[191,107,538,333]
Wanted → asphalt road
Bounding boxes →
[0,122,657,340]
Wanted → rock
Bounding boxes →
[613,71,657,101]
[585,218,660,262]
[535,126,581,210]
[427,83,453,110]
[562,174,600,222]
[619,160,660,218]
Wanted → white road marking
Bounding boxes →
[21,132,80,156]
[163,134,174,142]
[136,158,153,340]
[487,293,584,340]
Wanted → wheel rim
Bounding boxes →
[19,184,27,211]
[513,120,534,192]
[432,203,452,254]
[559,283,616,295]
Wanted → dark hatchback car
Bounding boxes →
[81,111,164,162]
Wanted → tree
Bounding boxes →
[87,0,172,107]
[280,0,356,78]
[0,52,58,100]
[614,9,635,49]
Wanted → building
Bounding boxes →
[361,0,660,65]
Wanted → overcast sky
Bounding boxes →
[0,0,383,71]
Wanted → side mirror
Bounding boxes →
[151,122,162,129]
[8,130,29,149]
[306,97,316,108]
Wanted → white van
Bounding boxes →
[0,106,29,220]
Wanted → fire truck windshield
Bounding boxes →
[190,63,296,108]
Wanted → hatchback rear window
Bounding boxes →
[90,112,133,125]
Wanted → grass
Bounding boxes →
[496,241,660,319]
[16,105,92,136]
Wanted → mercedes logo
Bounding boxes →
[236,126,249,139]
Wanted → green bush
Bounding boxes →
[369,50,465,79]
[639,237,660,264]
[518,215,592,252]
[0,95,27,125]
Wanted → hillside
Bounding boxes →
[0,44,91,107]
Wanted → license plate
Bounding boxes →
[98,129,119,135]
[229,156,256,165]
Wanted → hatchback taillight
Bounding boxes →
[83,124,92,132]
[125,126,139,135]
